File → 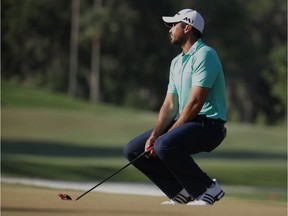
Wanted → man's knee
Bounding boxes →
[123,129,153,161]
[123,138,145,161]
[154,137,174,159]
[123,142,134,161]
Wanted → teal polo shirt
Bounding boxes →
[167,39,227,121]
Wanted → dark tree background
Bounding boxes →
[2,0,287,125]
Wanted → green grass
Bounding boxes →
[1,80,287,201]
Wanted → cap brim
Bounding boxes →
[162,16,180,27]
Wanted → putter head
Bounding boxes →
[58,193,72,200]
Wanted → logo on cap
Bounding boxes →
[183,17,192,24]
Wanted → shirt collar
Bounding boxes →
[182,39,202,56]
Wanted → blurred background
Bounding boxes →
[2,0,287,124]
[1,0,287,202]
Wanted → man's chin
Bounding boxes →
[171,40,182,46]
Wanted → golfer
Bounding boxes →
[124,9,227,206]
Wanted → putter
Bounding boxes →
[58,147,152,201]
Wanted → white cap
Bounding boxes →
[162,9,204,33]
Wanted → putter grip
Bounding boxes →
[145,145,154,152]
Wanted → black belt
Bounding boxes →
[194,115,226,125]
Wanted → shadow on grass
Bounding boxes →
[1,139,123,157]
[2,139,286,160]
[2,139,287,185]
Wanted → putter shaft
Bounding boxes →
[75,150,148,201]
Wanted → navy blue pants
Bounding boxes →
[123,117,226,198]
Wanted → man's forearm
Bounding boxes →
[150,107,176,140]
[169,100,200,130]
[148,93,178,140]
[169,86,208,131]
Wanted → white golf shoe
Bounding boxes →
[161,199,181,205]
[161,188,192,205]
[187,179,225,206]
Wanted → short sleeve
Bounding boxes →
[192,49,221,88]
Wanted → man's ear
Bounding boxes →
[184,25,192,34]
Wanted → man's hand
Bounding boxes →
[145,137,156,158]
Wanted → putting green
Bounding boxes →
[1,184,286,216]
